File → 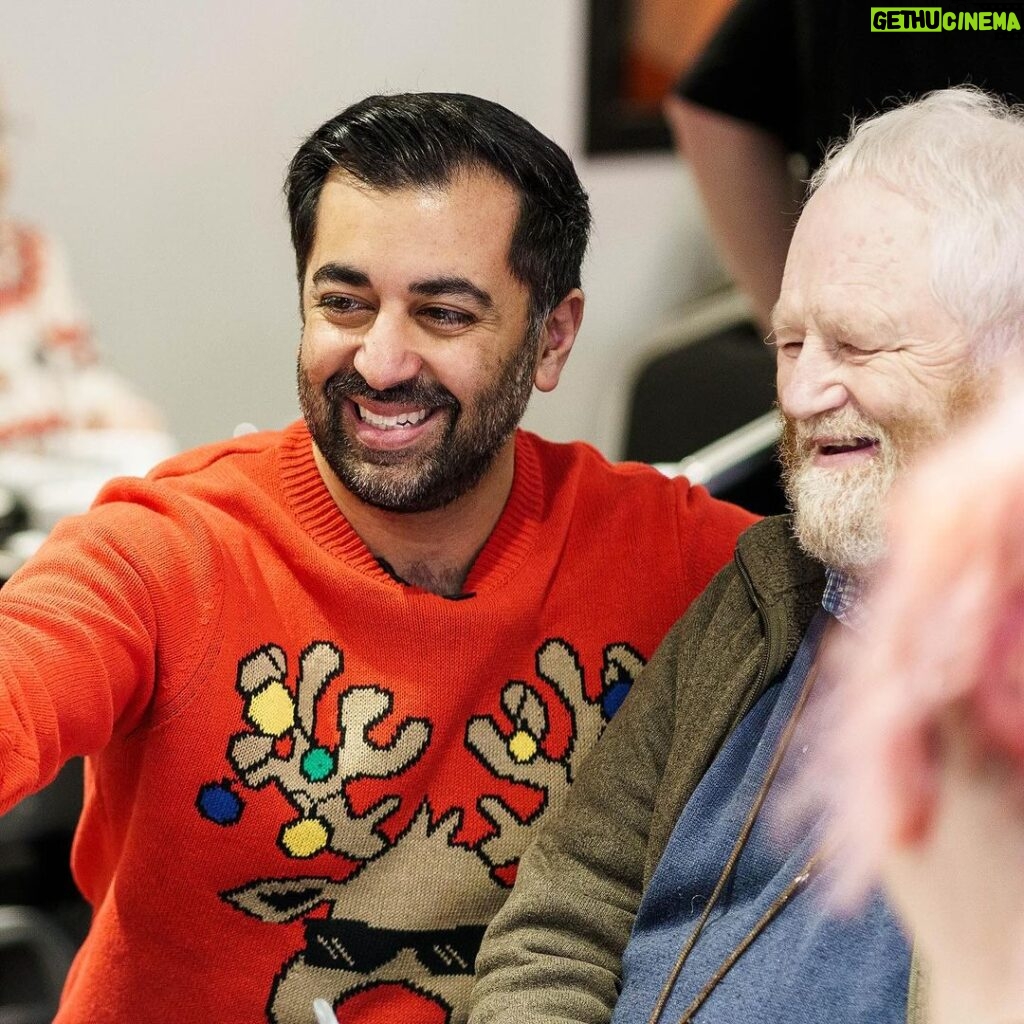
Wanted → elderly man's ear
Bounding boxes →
[534,289,584,393]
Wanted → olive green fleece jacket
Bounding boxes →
[469,515,925,1024]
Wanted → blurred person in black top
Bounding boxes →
[665,0,1024,334]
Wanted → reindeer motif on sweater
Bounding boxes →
[202,636,645,1023]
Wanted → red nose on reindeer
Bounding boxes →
[335,981,450,1023]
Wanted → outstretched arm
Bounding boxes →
[0,487,218,812]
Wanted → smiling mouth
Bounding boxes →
[817,436,878,456]
[355,405,431,430]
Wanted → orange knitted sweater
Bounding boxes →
[0,421,754,1023]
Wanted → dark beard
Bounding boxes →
[298,328,539,514]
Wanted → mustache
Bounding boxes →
[784,408,883,455]
[325,370,459,412]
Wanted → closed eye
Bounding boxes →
[837,340,881,360]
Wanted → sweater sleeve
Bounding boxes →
[468,607,696,1023]
[0,490,221,813]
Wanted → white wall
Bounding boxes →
[1,0,724,456]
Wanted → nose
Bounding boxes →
[776,338,848,421]
[351,314,424,391]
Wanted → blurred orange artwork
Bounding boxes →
[623,0,737,105]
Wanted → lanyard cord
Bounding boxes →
[646,655,825,1024]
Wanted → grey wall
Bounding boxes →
[1,0,725,456]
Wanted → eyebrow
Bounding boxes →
[813,308,888,344]
[309,264,495,312]
[311,263,370,288]
[410,276,494,311]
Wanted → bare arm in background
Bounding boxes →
[664,94,800,336]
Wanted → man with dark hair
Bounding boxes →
[286,92,591,329]
[0,92,752,1023]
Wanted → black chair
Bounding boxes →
[0,905,76,1024]
[0,759,88,1020]
[622,288,787,516]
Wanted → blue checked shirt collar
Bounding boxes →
[821,567,866,629]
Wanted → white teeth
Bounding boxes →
[358,406,429,430]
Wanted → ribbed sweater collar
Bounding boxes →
[276,420,543,595]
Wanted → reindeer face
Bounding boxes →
[223,804,508,1023]
[210,637,646,1023]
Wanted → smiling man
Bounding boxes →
[774,175,985,580]
[294,157,581,596]
[471,86,1024,1024]
[0,93,753,1024]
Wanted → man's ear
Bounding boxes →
[534,289,584,393]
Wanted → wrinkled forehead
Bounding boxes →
[776,182,936,328]
[795,180,932,265]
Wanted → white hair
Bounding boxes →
[809,86,1024,365]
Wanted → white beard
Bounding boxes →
[787,443,900,575]
[782,403,932,577]
[781,363,989,577]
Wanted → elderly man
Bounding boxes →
[470,86,1023,1024]
[0,94,752,1023]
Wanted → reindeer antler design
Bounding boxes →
[229,642,431,860]
[466,639,647,875]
